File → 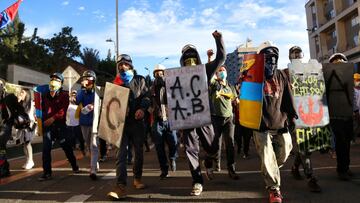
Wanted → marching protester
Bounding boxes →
[66,90,85,156]
[108,54,151,200]
[76,70,99,180]
[38,73,80,181]
[328,53,354,181]
[209,64,239,180]
[252,42,297,203]
[151,64,178,180]
[17,88,36,170]
[287,46,321,192]
[180,30,225,196]
[0,78,28,177]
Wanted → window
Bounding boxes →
[351,16,359,27]
[354,35,359,46]
[332,30,337,38]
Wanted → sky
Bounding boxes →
[0,0,311,77]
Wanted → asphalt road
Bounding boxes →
[0,138,360,203]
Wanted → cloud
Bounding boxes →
[61,1,69,6]
[78,6,85,11]
[92,10,106,22]
[72,0,310,70]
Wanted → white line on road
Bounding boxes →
[65,194,91,203]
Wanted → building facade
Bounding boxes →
[305,0,360,67]
[225,40,257,86]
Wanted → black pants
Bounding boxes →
[67,125,84,151]
[42,125,78,175]
[293,151,313,178]
[183,124,218,185]
[234,123,252,156]
[212,116,235,171]
[99,138,107,158]
[330,118,352,173]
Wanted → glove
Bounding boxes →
[54,109,65,120]
[288,118,296,134]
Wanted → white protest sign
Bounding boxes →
[165,64,211,130]
[98,82,129,148]
[62,66,80,91]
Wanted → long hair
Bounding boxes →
[19,89,32,113]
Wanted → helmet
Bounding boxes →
[257,41,279,56]
[82,70,96,81]
[180,44,202,66]
[289,46,303,60]
[116,54,134,69]
[153,64,166,76]
[329,53,348,63]
[354,73,360,79]
[50,72,64,83]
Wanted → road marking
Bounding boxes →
[0,190,68,194]
[0,152,83,185]
[65,194,91,202]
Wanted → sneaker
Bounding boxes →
[269,189,283,203]
[107,185,127,200]
[228,170,239,180]
[338,172,351,181]
[307,177,321,193]
[214,162,221,172]
[170,159,176,172]
[133,179,146,189]
[73,167,80,174]
[89,173,97,180]
[160,172,169,180]
[190,183,203,196]
[38,173,52,181]
[291,166,303,180]
[23,161,35,170]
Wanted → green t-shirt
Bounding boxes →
[209,80,237,117]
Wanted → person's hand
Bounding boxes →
[135,109,145,120]
[86,104,94,111]
[54,109,65,120]
[207,49,214,58]
[288,118,296,133]
[44,117,55,127]
[212,30,222,39]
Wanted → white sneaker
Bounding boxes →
[23,161,34,169]
[190,183,203,196]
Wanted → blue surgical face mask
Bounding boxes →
[218,71,227,80]
[120,70,134,85]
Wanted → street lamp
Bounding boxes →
[158,57,169,64]
[144,67,150,76]
[106,38,117,59]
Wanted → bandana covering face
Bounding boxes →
[184,58,198,66]
[49,80,62,92]
[120,70,134,85]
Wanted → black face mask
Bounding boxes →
[264,55,278,79]
[154,76,165,87]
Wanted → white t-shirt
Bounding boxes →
[66,103,79,126]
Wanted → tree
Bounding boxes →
[81,47,100,70]
[44,26,81,72]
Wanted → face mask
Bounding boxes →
[184,58,198,66]
[217,71,227,81]
[264,55,278,79]
[120,70,134,85]
[49,80,62,92]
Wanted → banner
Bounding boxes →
[98,82,129,148]
[295,125,332,153]
[165,65,211,130]
[239,54,264,130]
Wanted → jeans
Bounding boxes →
[42,125,78,175]
[116,120,145,186]
[152,120,178,173]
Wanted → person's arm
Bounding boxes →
[135,77,151,120]
[281,71,297,120]
[205,31,226,80]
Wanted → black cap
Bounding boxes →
[50,72,64,83]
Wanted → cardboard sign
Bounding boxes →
[62,66,80,91]
[165,65,211,130]
[323,63,354,118]
[295,125,332,153]
[289,60,329,128]
[98,82,129,148]
[239,54,264,130]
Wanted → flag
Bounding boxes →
[0,0,22,30]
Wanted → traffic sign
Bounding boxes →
[62,66,80,91]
